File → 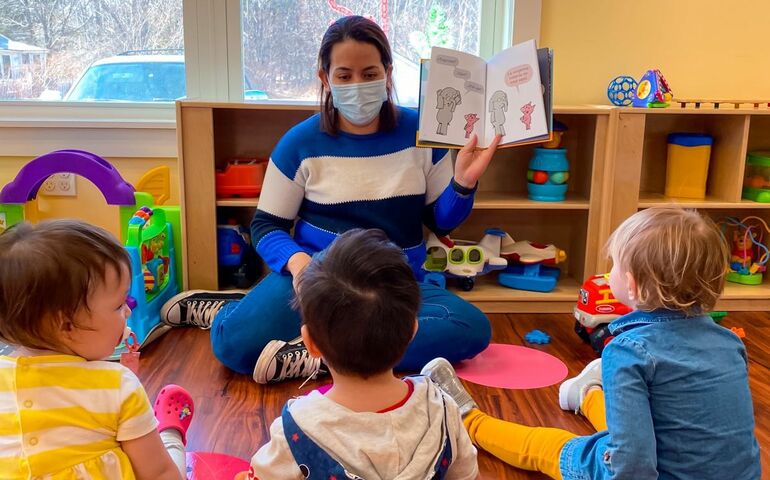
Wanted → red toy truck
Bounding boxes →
[574,274,633,355]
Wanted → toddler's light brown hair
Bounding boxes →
[607,206,728,314]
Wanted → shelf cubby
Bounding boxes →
[605,108,770,310]
[177,102,611,312]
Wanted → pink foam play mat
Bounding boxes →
[186,452,250,480]
[454,343,568,390]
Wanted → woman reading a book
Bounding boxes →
[161,15,502,384]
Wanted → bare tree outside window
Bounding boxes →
[241,0,482,104]
[0,0,183,101]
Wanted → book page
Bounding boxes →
[484,40,548,147]
[418,47,487,147]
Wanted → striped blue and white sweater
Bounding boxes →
[251,107,476,276]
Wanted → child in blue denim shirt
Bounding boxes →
[424,206,761,479]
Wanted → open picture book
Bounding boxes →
[417,39,553,149]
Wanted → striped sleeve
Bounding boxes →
[423,149,476,235]
[252,160,307,273]
[116,367,157,442]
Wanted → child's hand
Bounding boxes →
[454,134,503,189]
[287,252,312,291]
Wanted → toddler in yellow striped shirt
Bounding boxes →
[0,220,195,480]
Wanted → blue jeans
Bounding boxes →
[210,272,491,375]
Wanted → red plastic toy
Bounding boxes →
[574,274,633,354]
[216,158,268,198]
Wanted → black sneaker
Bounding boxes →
[160,290,246,329]
[253,337,325,384]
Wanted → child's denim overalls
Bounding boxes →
[281,395,453,479]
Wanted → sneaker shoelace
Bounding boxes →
[277,349,322,382]
[185,300,226,329]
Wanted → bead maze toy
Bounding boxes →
[717,216,770,285]
[0,150,183,358]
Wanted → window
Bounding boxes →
[241,0,485,105]
[0,0,184,102]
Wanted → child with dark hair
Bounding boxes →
[246,229,479,479]
[0,220,195,480]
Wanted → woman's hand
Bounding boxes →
[287,252,312,291]
[453,133,503,189]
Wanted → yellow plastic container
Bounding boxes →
[665,133,713,199]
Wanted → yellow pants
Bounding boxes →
[463,389,607,480]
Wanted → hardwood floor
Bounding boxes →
[137,313,770,479]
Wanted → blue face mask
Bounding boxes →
[330,79,388,126]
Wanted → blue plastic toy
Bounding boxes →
[217,224,260,288]
[498,263,561,292]
[631,69,672,108]
[524,329,551,345]
[607,75,638,106]
[118,206,180,359]
[527,148,570,202]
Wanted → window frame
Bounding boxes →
[0,0,527,121]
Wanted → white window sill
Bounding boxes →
[0,101,176,128]
[0,102,177,157]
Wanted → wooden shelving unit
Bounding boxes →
[216,198,260,207]
[604,107,770,311]
[176,101,612,313]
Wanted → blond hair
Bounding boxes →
[606,206,728,314]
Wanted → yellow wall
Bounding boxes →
[0,157,179,237]
[541,0,770,105]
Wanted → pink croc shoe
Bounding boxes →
[154,384,195,445]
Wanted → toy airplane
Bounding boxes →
[423,228,510,291]
[498,235,567,293]
[500,237,567,265]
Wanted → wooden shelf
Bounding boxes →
[717,282,770,311]
[216,198,259,207]
[638,193,770,209]
[455,276,580,313]
[177,101,611,310]
[617,107,770,116]
[474,191,589,210]
[722,281,770,300]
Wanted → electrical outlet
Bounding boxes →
[41,173,77,197]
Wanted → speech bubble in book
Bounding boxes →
[436,54,459,67]
[506,64,533,89]
[453,68,471,80]
[464,81,485,95]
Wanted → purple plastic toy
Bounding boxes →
[0,149,135,205]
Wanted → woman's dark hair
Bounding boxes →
[318,15,399,135]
